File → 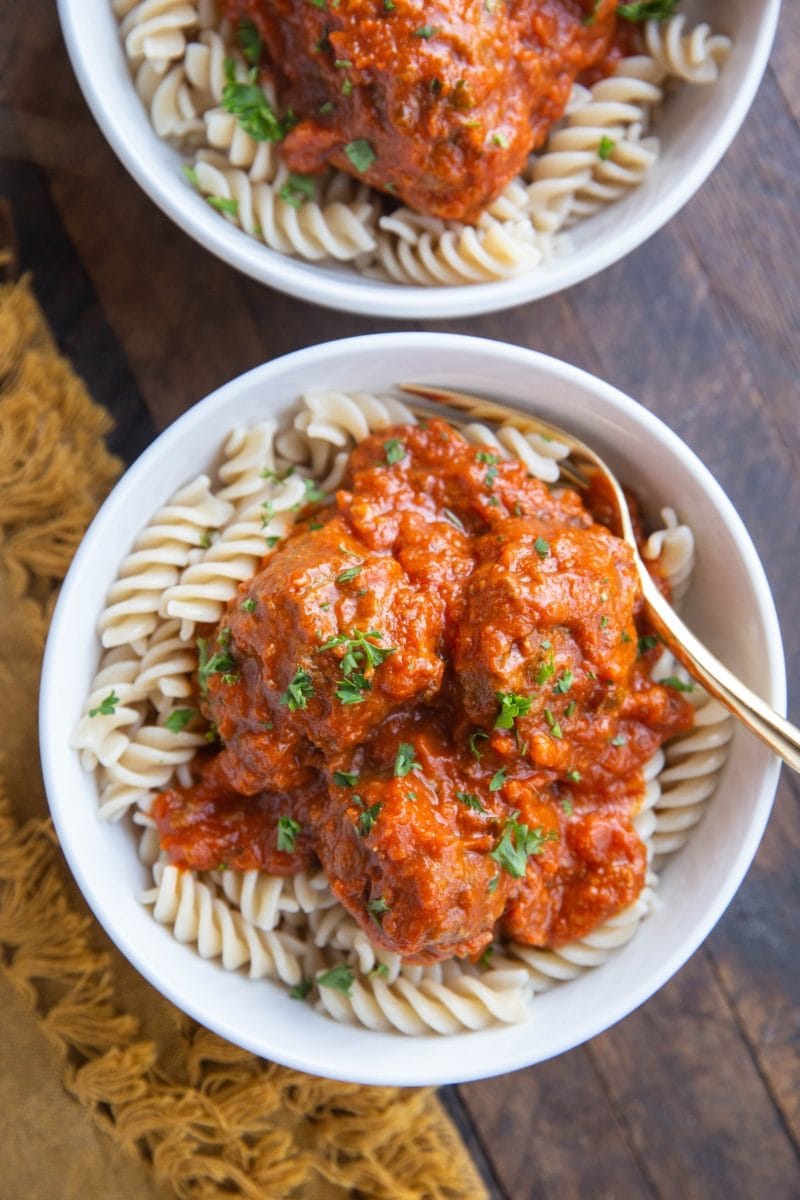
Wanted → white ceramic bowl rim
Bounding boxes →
[56,0,781,319]
[40,334,786,1085]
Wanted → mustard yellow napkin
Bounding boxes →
[0,275,487,1200]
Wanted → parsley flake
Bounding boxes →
[384,438,406,465]
[367,896,391,922]
[344,138,376,173]
[164,707,196,733]
[197,635,237,696]
[456,791,486,813]
[660,676,695,692]
[208,195,238,216]
[333,770,359,787]
[336,564,363,584]
[638,634,659,656]
[413,23,439,37]
[566,769,581,783]
[494,691,533,730]
[469,730,489,759]
[553,670,573,694]
[618,0,679,20]
[562,797,574,815]
[277,816,301,853]
[279,172,315,209]
[357,801,383,836]
[394,742,421,777]
[290,979,313,1000]
[489,767,507,792]
[241,598,257,613]
[491,812,557,878]
[279,668,314,711]
[598,135,616,161]
[317,964,354,994]
[237,19,262,65]
[221,60,292,142]
[534,536,550,559]
[609,734,627,747]
[88,690,119,718]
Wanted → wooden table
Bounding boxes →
[2,5,798,1198]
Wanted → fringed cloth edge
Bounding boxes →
[0,276,487,1200]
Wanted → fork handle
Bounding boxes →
[642,576,799,773]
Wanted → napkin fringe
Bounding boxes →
[0,276,487,1200]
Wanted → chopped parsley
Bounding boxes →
[487,875,500,892]
[207,195,238,216]
[413,23,440,37]
[336,564,363,584]
[469,730,489,759]
[164,707,196,733]
[197,633,237,695]
[384,438,406,465]
[621,630,633,644]
[371,962,390,978]
[357,801,383,836]
[544,708,563,740]
[241,598,257,613]
[279,172,315,209]
[302,477,327,504]
[489,767,507,792]
[609,733,628,747]
[279,668,314,711]
[535,650,556,685]
[344,138,376,173]
[562,797,574,815]
[494,691,532,730]
[236,19,262,66]
[182,164,199,187]
[566,769,581,783]
[394,742,421,777]
[600,615,610,629]
[638,634,659,656]
[290,979,313,1000]
[565,700,576,719]
[490,812,557,878]
[618,0,679,20]
[553,669,573,694]
[456,791,486,813]
[660,676,695,692]
[277,816,301,853]
[477,944,494,970]
[333,770,359,787]
[317,965,354,994]
[88,690,119,718]
[221,60,292,142]
[491,132,509,148]
[336,675,371,704]
[265,535,281,549]
[534,536,550,559]
[367,896,391,921]
[598,135,616,161]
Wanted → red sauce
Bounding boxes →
[220,0,634,221]
[154,421,693,962]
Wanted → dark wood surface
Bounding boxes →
[2,4,798,1198]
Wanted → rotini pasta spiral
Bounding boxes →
[96,475,233,651]
[643,16,731,85]
[143,862,307,983]
[369,213,544,287]
[315,958,532,1035]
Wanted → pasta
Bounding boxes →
[112,1,731,285]
[75,389,732,1034]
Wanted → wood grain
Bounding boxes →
[1,2,798,1197]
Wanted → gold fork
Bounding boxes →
[400,382,800,774]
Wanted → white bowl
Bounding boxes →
[40,334,785,1085]
[57,0,779,319]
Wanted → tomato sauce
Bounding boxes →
[221,0,632,221]
[154,420,693,962]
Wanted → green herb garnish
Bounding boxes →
[456,791,486,813]
[221,59,292,142]
[660,676,695,692]
[333,770,359,787]
[88,690,119,718]
[164,707,196,733]
[357,801,383,836]
[494,691,533,730]
[491,812,557,878]
[290,978,313,1000]
[469,729,489,759]
[598,135,616,161]
[344,138,376,173]
[279,668,314,710]
[317,964,354,994]
[277,815,302,852]
[384,438,406,465]
[534,536,550,559]
[279,172,315,209]
[489,767,507,792]
[394,742,421,777]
